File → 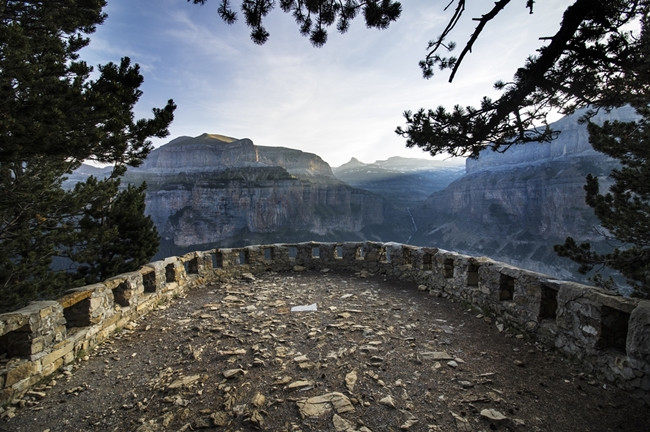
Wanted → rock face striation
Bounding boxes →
[411,108,634,283]
[124,134,403,257]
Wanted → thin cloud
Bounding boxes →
[81,0,569,167]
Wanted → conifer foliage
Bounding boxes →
[0,1,176,311]
[189,0,402,46]
[554,21,650,295]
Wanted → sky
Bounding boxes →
[81,0,568,167]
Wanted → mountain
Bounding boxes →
[62,164,113,189]
[139,133,334,178]
[410,107,633,284]
[333,156,465,207]
[122,134,411,258]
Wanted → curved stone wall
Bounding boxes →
[1,242,648,405]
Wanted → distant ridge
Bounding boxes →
[337,157,367,170]
[333,155,464,207]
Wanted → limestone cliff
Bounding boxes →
[411,108,631,281]
[124,134,406,257]
[139,134,333,177]
[140,134,259,171]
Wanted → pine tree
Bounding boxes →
[555,21,650,296]
[67,179,159,284]
[0,1,176,312]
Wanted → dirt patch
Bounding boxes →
[2,270,649,431]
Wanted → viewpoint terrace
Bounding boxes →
[1,242,650,430]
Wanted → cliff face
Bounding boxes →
[465,106,636,173]
[411,108,630,281]
[139,134,333,177]
[124,134,404,257]
[256,146,333,177]
[151,178,385,249]
[412,156,617,279]
[140,134,260,171]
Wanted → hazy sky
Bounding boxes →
[81,0,568,167]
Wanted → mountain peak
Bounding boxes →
[337,157,367,170]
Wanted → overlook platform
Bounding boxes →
[3,269,649,431]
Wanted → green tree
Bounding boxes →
[67,179,159,284]
[554,25,650,295]
[0,0,176,312]
[188,0,402,46]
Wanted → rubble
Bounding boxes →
[3,271,649,432]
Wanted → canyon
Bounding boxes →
[66,108,631,287]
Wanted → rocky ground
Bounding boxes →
[2,270,649,432]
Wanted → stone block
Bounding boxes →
[0,311,30,335]
[556,283,589,329]
[136,299,155,314]
[0,387,15,404]
[76,339,90,354]
[164,282,179,293]
[627,301,650,363]
[58,288,93,309]
[141,265,162,293]
[107,271,143,307]
[99,311,121,332]
[5,360,39,387]
[97,326,115,341]
[63,350,75,364]
[41,356,64,377]
[363,242,383,263]
[216,249,235,268]
[38,302,59,319]
[29,336,45,355]
[60,284,110,328]
[1,302,66,359]
[11,371,43,394]
[164,258,184,284]
[41,340,74,367]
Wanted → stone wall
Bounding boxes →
[1,242,649,406]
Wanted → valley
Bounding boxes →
[67,108,631,290]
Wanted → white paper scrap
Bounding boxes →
[291,303,318,312]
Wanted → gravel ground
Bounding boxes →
[2,270,649,432]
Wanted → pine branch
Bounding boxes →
[448,0,511,83]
